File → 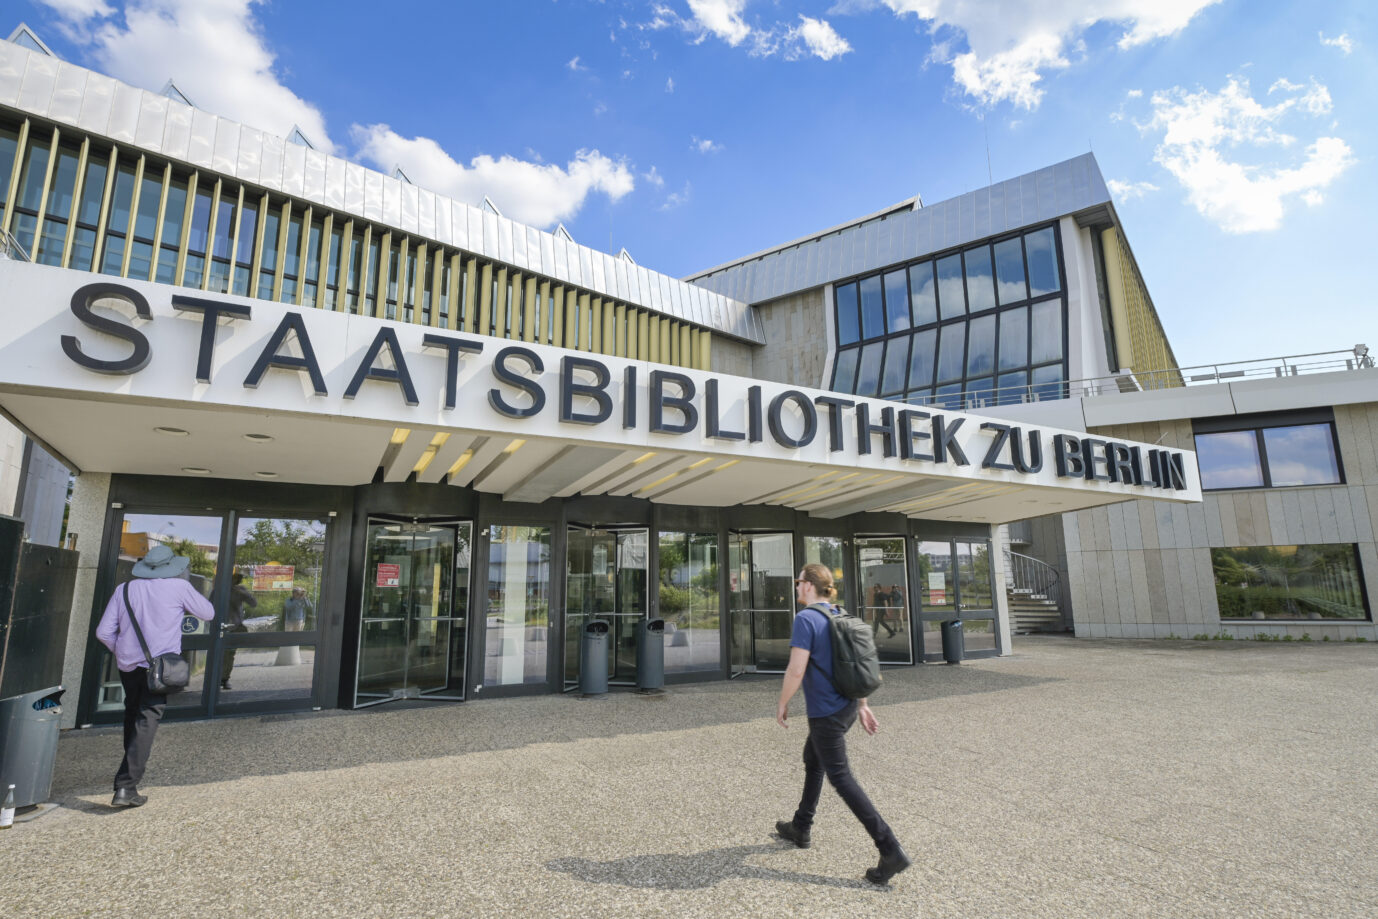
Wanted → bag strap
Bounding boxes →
[122,582,156,669]
[802,603,841,690]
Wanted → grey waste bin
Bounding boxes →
[0,686,64,808]
[636,618,666,691]
[579,619,610,695]
[940,620,964,664]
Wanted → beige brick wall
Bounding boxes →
[745,289,829,388]
[1063,411,1378,641]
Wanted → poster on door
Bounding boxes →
[927,572,946,605]
[376,563,401,588]
[251,564,295,591]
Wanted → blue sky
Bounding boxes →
[11,0,1375,367]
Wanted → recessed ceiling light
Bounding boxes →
[244,433,274,443]
[253,471,279,479]
[181,466,211,475]
[155,426,189,436]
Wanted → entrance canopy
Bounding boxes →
[0,261,1200,523]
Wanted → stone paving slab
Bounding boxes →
[7,637,1377,918]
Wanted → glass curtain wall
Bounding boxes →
[831,224,1065,409]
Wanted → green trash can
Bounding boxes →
[940,620,964,664]
[636,619,666,691]
[0,686,64,808]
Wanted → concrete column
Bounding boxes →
[59,472,111,729]
[990,528,1014,656]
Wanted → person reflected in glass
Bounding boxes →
[219,571,257,691]
[882,584,903,638]
[283,586,312,632]
[95,545,215,807]
[774,563,910,885]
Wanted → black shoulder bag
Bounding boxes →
[123,583,191,694]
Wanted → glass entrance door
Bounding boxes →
[855,536,913,664]
[355,519,471,707]
[564,527,648,689]
[727,532,795,674]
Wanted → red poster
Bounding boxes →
[376,563,401,588]
[252,564,295,591]
[928,589,946,605]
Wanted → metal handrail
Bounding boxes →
[897,347,1374,412]
[0,227,30,262]
[1007,551,1063,616]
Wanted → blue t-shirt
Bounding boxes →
[791,604,850,718]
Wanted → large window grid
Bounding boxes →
[830,224,1067,410]
[0,112,711,371]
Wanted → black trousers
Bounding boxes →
[792,701,899,855]
[115,667,166,792]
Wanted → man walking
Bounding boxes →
[95,545,215,807]
[774,563,911,885]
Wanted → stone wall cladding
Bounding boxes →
[1063,413,1378,641]
[709,336,756,378]
[745,289,828,388]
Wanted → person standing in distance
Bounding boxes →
[95,545,215,807]
[774,563,911,885]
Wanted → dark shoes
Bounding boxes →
[774,819,812,849]
[220,681,231,691]
[865,846,912,885]
[111,788,147,808]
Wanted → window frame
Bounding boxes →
[1193,410,1345,492]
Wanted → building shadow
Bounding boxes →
[545,844,876,891]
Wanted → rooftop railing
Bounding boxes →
[0,228,29,262]
[904,347,1375,413]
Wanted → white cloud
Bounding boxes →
[785,16,852,61]
[643,165,665,188]
[879,0,1222,109]
[690,135,723,154]
[1139,76,1354,232]
[1319,31,1353,55]
[660,182,692,211]
[567,56,587,72]
[352,125,635,230]
[41,0,336,152]
[686,0,751,46]
[666,76,675,93]
[1106,179,1159,200]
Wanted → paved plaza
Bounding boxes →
[8,637,1377,918]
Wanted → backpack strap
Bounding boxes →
[802,603,842,691]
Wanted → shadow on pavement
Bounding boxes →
[545,843,877,891]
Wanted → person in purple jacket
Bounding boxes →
[774,562,911,885]
[96,544,215,807]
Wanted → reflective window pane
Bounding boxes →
[659,532,721,674]
[160,179,188,245]
[880,336,909,396]
[965,377,993,406]
[966,314,995,377]
[832,347,860,393]
[1031,300,1063,364]
[16,135,50,211]
[936,254,965,320]
[956,540,994,611]
[883,269,909,334]
[75,155,108,226]
[916,541,955,617]
[1026,227,1060,296]
[106,162,137,234]
[835,282,859,346]
[855,341,884,397]
[907,329,937,390]
[999,306,1028,371]
[1261,425,1341,487]
[859,275,884,340]
[231,518,327,633]
[856,536,910,664]
[44,147,80,220]
[133,173,162,240]
[996,370,1028,405]
[803,536,846,612]
[1213,544,1367,620]
[994,237,1027,304]
[909,261,937,327]
[964,246,996,313]
[1030,363,1065,401]
[1194,432,1264,490]
[485,525,551,687]
[936,322,965,383]
[934,382,964,410]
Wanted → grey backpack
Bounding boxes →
[806,603,883,699]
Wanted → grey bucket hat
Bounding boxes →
[132,544,192,579]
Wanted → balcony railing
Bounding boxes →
[0,228,30,262]
[902,347,1375,413]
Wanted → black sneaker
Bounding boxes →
[774,819,811,849]
[111,788,147,808]
[864,846,912,885]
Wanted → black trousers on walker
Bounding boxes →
[115,667,167,792]
[792,700,899,855]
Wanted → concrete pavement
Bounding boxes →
[8,636,1377,918]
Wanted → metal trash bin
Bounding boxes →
[636,618,666,691]
[579,619,610,695]
[0,686,64,808]
[940,620,964,664]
